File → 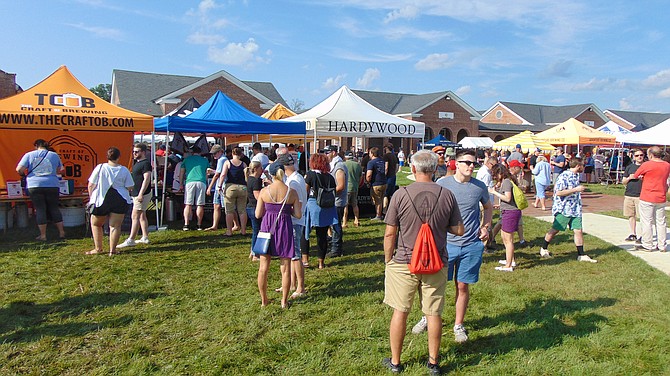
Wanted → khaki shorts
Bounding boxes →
[347,190,358,206]
[224,183,247,214]
[371,184,386,206]
[383,260,448,316]
[623,196,640,218]
[132,192,152,212]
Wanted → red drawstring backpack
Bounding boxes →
[405,187,444,274]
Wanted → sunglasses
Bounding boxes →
[133,150,141,154]
[634,154,644,157]
[457,160,475,166]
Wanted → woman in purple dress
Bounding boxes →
[255,162,302,308]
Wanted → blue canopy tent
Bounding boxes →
[154,90,306,135]
[153,91,306,227]
[418,134,460,149]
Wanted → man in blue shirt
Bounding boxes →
[411,150,493,344]
[550,147,566,184]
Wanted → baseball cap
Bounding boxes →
[344,151,354,159]
[210,144,223,154]
[508,159,524,168]
[536,147,542,152]
[432,146,445,155]
[516,144,522,149]
[555,146,563,152]
[276,153,295,166]
[268,161,285,176]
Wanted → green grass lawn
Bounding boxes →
[2,215,670,374]
[598,209,670,225]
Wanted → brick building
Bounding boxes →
[0,69,22,99]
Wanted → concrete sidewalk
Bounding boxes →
[535,213,670,276]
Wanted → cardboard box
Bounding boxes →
[7,181,23,197]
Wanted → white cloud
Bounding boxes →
[333,50,411,63]
[322,74,347,91]
[65,23,124,41]
[383,6,419,23]
[643,69,670,87]
[542,59,573,78]
[619,98,633,110]
[207,38,267,66]
[187,31,226,45]
[356,68,381,88]
[571,78,612,91]
[415,53,451,71]
[455,85,471,96]
[658,87,670,98]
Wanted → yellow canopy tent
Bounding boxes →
[536,118,616,147]
[0,65,154,189]
[262,103,296,120]
[224,103,310,145]
[493,130,556,153]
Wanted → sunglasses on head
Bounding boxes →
[457,160,475,166]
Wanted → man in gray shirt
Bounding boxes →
[412,150,493,344]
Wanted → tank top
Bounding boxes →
[227,160,247,185]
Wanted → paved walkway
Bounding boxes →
[534,212,670,276]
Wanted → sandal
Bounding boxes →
[85,249,104,255]
[291,291,307,299]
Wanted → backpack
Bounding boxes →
[315,172,335,208]
[405,187,444,274]
[511,181,528,210]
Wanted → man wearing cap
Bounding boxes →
[551,147,567,184]
[509,144,524,164]
[204,144,227,231]
[327,145,348,257]
[343,152,362,227]
[179,145,209,230]
[279,152,308,297]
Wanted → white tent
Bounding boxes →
[284,86,425,146]
[459,136,494,149]
[597,121,632,143]
[619,118,670,145]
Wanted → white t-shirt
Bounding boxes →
[252,152,270,169]
[88,163,134,206]
[398,150,405,162]
[285,171,307,226]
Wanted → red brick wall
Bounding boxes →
[480,104,524,125]
[162,77,268,116]
[574,110,606,128]
[420,98,480,142]
[0,71,18,99]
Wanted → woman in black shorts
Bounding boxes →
[86,147,134,255]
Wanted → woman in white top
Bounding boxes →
[86,147,134,256]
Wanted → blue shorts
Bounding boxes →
[213,189,225,206]
[447,241,484,284]
[292,224,304,261]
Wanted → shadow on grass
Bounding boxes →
[0,291,161,343]
[442,297,616,371]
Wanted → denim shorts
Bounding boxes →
[213,188,224,206]
[447,241,484,284]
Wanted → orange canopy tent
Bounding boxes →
[0,66,154,189]
[536,118,616,147]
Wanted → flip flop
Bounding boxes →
[291,291,307,299]
[274,287,283,293]
[85,250,104,255]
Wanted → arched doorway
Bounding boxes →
[439,127,452,141]
[424,127,434,141]
[456,129,468,142]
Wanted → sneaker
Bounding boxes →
[453,324,468,343]
[117,238,136,248]
[371,216,383,221]
[326,251,342,258]
[539,248,552,258]
[635,237,642,244]
[486,240,497,250]
[495,266,513,272]
[577,255,598,263]
[518,240,528,248]
[382,358,403,373]
[411,316,428,334]
[498,260,517,267]
[426,361,441,375]
[197,226,204,231]
[182,226,190,231]
[625,234,637,242]
[634,245,655,252]
[136,237,150,244]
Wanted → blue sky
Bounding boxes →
[2,0,670,113]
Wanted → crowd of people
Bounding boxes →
[12,137,670,374]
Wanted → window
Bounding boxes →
[495,110,503,119]
[584,120,595,127]
[438,111,454,119]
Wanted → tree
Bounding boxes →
[90,83,111,102]
[290,98,305,113]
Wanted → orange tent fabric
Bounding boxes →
[0,66,154,189]
[536,118,616,146]
[261,103,297,120]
